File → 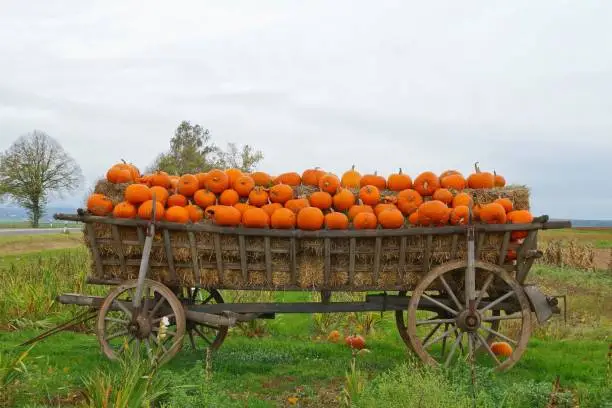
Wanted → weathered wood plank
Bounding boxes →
[373,237,382,283]
[188,231,200,283]
[264,236,272,284]
[450,234,459,259]
[398,236,407,285]
[86,224,104,277]
[324,238,331,286]
[498,231,511,266]
[475,231,486,259]
[422,235,433,271]
[349,238,356,285]
[213,234,223,284]
[290,237,297,285]
[239,235,247,282]
[110,225,126,275]
[162,229,177,282]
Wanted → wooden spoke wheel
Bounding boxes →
[180,287,228,351]
[400,260,532,371]
[96,279,186,365]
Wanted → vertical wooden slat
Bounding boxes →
[86,224,104,277]
[111,225,126,275]
[136,226,145,245]
[422,235,433,272]
[398,236,407,285]
[373,237,382,284]
[324,238,331,286]
[162,229,177,282]
[188,231,200,283]
[450,234,459,259]
[475,231,486,260]
[290,238,297,285]
[213,234,223,284]
[238,235,247,282]
[349,238,356,285]
[516,230,538,283]
[264,236,272,284]
[498,231,511,266]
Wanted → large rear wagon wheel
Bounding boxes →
[180,287,228,351]
[96,279,186,365]
[401,260,532,372]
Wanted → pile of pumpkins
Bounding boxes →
[87,161,533,234]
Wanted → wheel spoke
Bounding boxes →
[188,331,197,350]
[483,313,522,322]
[106,329,128,341]
[194,326,212,345]
[475,332,501,365]
[149,297,167,318]
[416,318,456,326]
[423,326,454,349]
[440,323,449,358]
[422,294,458,316]
[200,323,221,330]
[438,275,463,311]
[481,326,518,345]
[475,273,495,308]
[421,323,442,345]
[143,287,150,315]
[105,317,129,325]
[479,291,515,313]
[444,331,463,367]
[114,300,132,318]
[201,293,214,305]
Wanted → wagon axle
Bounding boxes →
[456,310,482,332]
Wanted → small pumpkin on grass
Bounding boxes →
[387,168,412,191]
[327,330,341,343]
[271,208,296,229]
[490,341,513,357]
[297,207,324,230]
[341,165,362,188]
[112,201,136,219]
[345,334,366,350]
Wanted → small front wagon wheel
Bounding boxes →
[96,279,186,365]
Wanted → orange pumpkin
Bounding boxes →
[296,207,325,230]
[490,341,513,357]
[359,185,380,206]
[494,198,513,213]
[449,205,470,225]
[479,203,507,224]
[473,204,482,221]
[206,205,242,226]
[494,171,506,187]
[196,172,209,189]
[396,189,423,215]
[251,171,273,187]
[467,162,494,189]
[324,211,349,230]
[377,208,404,229]
[318,173,340,194]
[167,194,188,207]
[165,206,190,223]
[440,173,467,190]
[234,202,254,215]
[205,169,230,193]
[124,183,152,205]
[387,168,412,191]
[432,188,454,205]
[225,168,244,187]
[248,187,269,207]
[345,334,366,350]
[185,204,204,222]
[506,249,517,261]
[112,201,136,218]
[269,184,294,204]
[234,175,255,197]
[327,330,341,343]
[413,171,440,196]
[507,210,533,239]
[452,192,473,208]
[274,172,301,186]
[439,169,462,179]
[242,207,270,228]
[341,165,362,188]
[360,171,387,190]
[285,198,310,214]
[374,203,397,217]
[353,212,378,229]
[270,208,296,229]
[309,191,333,210]
[302,168,326,187]
[150,171,171,188]
[262,202,283,217]
[348,204,374,221]
[193,189,217,209]
[138,200,165,221]
[219,189,240,206]
[106,164,133,184]
[417,200,450,226]
[149,186,169,205]
[333,188,356,211]
[408,211,419,225]
[169,176,180,192]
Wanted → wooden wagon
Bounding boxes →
[53,206,570,371]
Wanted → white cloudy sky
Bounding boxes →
[1,1,611,219]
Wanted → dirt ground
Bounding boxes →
[0,234,83,256]
[593,248,611,270]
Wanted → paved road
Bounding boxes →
[0,227,82,236]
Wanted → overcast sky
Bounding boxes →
[1,1,611,219]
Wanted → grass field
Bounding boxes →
[0,233,611,407]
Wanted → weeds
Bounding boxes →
[0,346,33,407]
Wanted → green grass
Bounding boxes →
[0,221,79,229]
[0,247,611,407]
[0,234,83,259]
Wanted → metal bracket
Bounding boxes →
[523,285,562,324]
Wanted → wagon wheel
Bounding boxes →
[404,260,532,371]
[96,279,186,365]
[180,287,228,351]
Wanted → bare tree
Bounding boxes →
[218,142,264,173]
[0,131,83,227]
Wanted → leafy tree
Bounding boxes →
[150,121,263,174]
[0,131,83,227]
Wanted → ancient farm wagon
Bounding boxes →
[52,200,569,372]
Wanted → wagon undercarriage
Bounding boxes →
[48,211,569,371]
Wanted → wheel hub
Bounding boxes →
[128,314,152,339]
[456,310,481,332]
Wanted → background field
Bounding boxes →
[0,230,611,407]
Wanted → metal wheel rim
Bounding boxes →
[406,260,532,372]
[96,279,186,365]
[181,287,228,351]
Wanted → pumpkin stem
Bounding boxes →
[474,162,481,173]
[398,168,403,174]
